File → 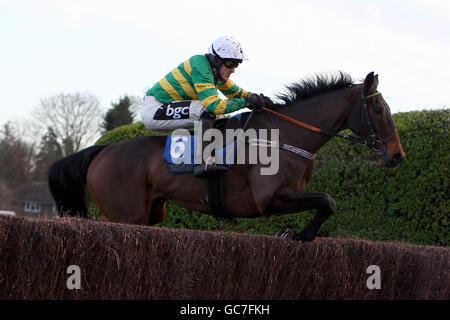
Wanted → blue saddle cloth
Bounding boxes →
[163,114,243,174]
[163,135,239,173]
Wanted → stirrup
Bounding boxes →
[193,163,228,177]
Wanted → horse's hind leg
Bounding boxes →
[269,190,336,242]
[87,169,152,225]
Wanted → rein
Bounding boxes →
[259,90,389,157]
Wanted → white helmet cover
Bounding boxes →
[208,36,246,60]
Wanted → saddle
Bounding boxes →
[163,114,243,173]
[163,114,244,219]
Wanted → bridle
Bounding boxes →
[358,88,386,156]
[257,85,393,158]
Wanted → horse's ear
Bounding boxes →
[364,72,375,94]
[373,74,379,89]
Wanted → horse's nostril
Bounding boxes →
[392,152,404,163]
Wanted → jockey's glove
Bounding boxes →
[259,93,274,106]
[245,93,267,110]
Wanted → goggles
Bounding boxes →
[223,59,241,69]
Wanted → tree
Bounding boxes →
[33,92,102,156]
[0,122,35,183]
[32,127,63,181]
[101,95,134,133]
[0,179,12,209]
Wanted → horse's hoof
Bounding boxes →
[275,228,296,240]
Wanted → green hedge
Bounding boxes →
[95,122,168,145]
[93,109,449,246]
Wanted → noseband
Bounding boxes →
[260,85,394,158]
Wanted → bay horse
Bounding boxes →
[49,72,405,241]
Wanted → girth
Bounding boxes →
[200,172,228,219]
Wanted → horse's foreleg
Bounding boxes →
[148,197,167,225]
[269,190,336,242]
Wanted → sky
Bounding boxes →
[1,0,449,133]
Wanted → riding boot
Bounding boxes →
[193,112,228,177]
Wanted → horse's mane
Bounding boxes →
[275,71,355,106]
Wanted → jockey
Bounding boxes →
[142,36,272,176]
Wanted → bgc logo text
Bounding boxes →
[154,101,190,120]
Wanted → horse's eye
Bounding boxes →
[374,97,380,105]
[374,107,383,114]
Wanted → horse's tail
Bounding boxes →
[48,145,107,218]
